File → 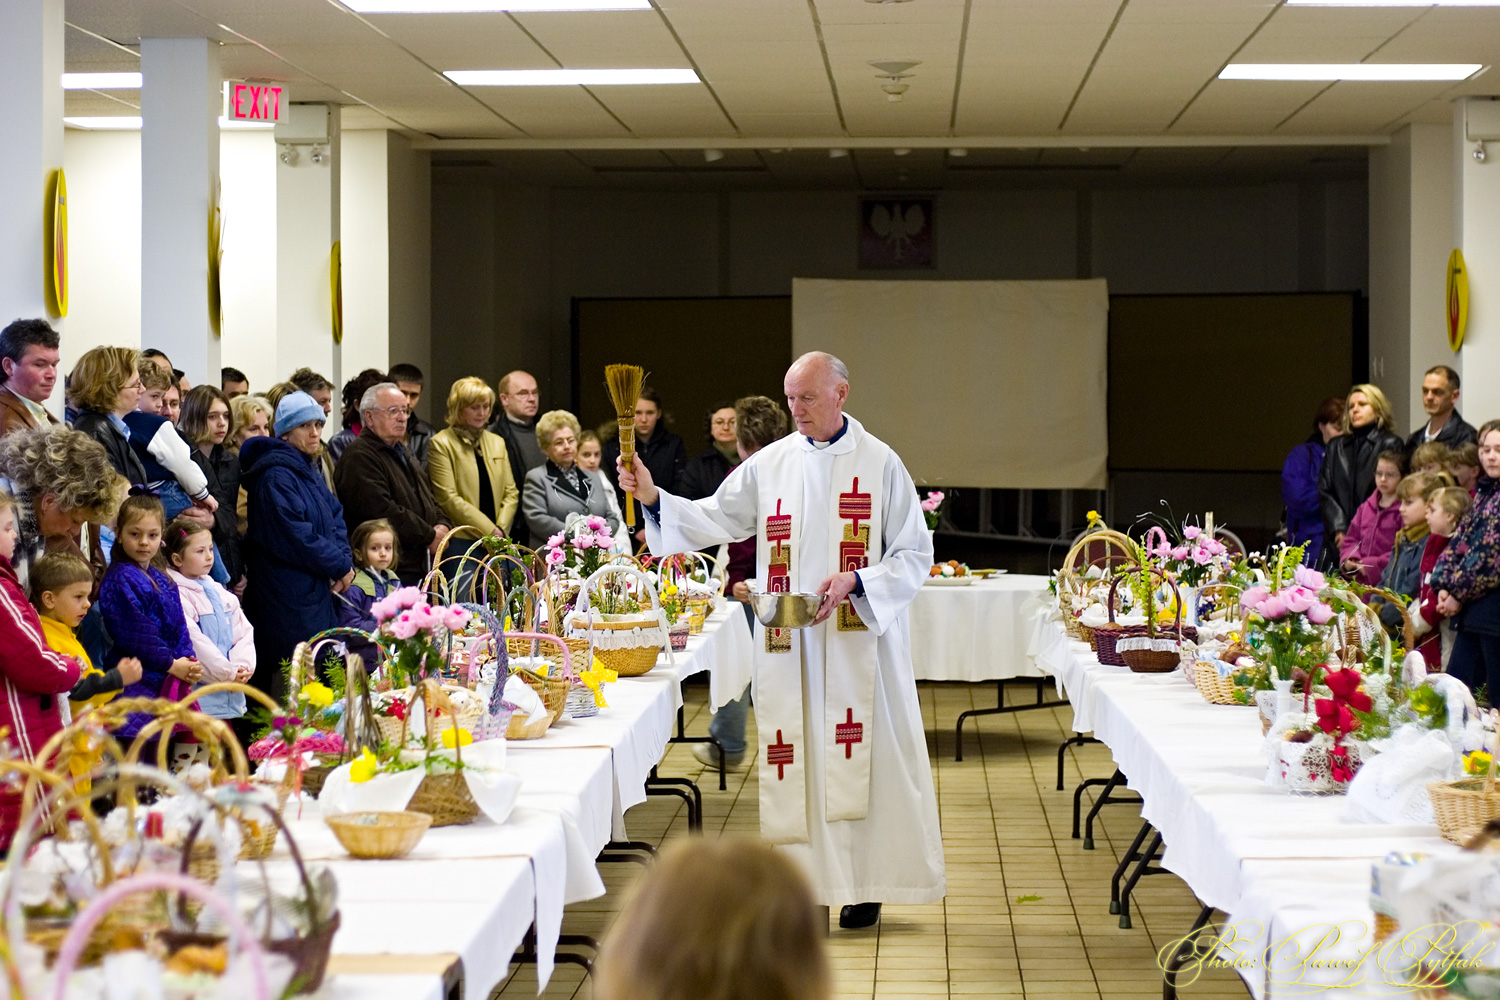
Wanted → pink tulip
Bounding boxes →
[389,612,419,640]
[1183,525,1202,540]
[927,491,945,504]
[1204,539,1227,556]
[1241,585,1270,613]
[392,587,423,611]
[1259,594,1289,619]
[920,498,939,512]
[1170,545,1190,561]
[1306,601,1334,625]
[1191,546,1212,566]
[546,547,566,567]
[585,516,609,534]
[574,533,596,550]
[1293,565,1327,592]
[372,596,398,622]
[1282,586,1316,614]
[443,606,471,631]
[547,531,565,549]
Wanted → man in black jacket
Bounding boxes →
[388,363,435,469]
[1406,365,1477,455]
[488,370,545,545]
[602,386,685,542]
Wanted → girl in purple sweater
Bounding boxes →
[98,494,201,739]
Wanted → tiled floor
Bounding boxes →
[494,681,1249,999]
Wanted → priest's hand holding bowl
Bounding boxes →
[813,571,859,625]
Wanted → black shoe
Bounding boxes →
[838,902,881,929]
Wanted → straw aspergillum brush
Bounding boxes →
[605,364,646,528]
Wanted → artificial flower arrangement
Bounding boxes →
[920,490,946,530]
[1138,514,1231,589]
[543,514,615,579]
[372,587,473,687]
[1272,663,1372,793]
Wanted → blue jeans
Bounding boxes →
[709,602,755,755]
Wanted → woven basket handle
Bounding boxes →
[507,631,575,683]
[1117,564,1181,639]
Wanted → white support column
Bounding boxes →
[140,38,221,385]
[1369,123,1454,429]
[0,0,64,326]
[275,103,341,416]
[1458,98,1500,424]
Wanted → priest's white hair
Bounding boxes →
[792,351,850,387]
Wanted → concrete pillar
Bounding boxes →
[1457,99,1500,426]
[0,0,65,327]
[1369,123,1454,430]
[275,103,341,420]
[140,38,221,385]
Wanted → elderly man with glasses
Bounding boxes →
[334,382,451,584]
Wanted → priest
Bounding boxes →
[617,351,945,929]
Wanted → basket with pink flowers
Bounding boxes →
[543,514,616,580]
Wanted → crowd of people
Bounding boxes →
[0,317,788,839]
[1282,365,1500,704]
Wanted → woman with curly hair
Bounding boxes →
[0,425,126,667]
[67,346,148,486]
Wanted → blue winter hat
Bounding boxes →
[274,391,326,437]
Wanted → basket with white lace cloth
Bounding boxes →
[566,564,675,677]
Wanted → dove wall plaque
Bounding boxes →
[859,196,933,270]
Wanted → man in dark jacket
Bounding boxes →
[1406,365,1477,455]
[0,319,60,439]
[602,386,685,540]
[335,382,451,583]
[488,370,545,545]
[240,392,355,700]
[388,362,434,469]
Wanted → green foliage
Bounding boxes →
[1407,683,1448,730]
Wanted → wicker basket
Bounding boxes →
[506,668,570,740]
[1058,527,1138,642]
[507,634,590,666]
[374,685,485,748]
[1430,753,1500,845]
[1193,661,1245,705]
[406,770,479,827]
[580,618,662,676]
[325,811,432,859]
[1113,567,1186,673]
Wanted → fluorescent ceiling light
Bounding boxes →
[445,68,698,86]
[64,116,276,131]
[1287,1,1500,6]
[1220,63,1482,80]
[63,117,142,129]
[61,72,142,90]
[346,0,649,10]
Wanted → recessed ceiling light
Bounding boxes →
[829,148,849,159]
[345,0,650,9]
[1287,1,1500,6]
[61,72,142,90]
[64,116,143,129]
[703,149,723,162]
[445,68,698,86]
[63,116,277,131]
[1220,63,1482,81]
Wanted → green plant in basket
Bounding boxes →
[371,587,472,687]
[1240,557,1335,683]
[588,575,642,617]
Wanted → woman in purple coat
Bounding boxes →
[1282,397,1344,562]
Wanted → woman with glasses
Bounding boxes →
[522,410,620,540]
[67,346,149,486]
[678,401,740,501]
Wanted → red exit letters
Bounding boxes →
[225,82,284,123]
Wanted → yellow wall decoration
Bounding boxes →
[1447,248,1469,352]
[208,181,224,336]
[45,169,68,318]
[330,241,343,344]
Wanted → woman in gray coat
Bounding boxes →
[522,410,620,540]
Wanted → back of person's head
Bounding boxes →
[67,346,140,413]
[137,359,171,393]
[1410,441,1452,474]
[595,838,829,1000]
[340,368,388,429]
[29,552,92,607]
[0,319,59,385]
[734,396,789,453]
[288,367,334,395]
[1432,485,1473,523]
[1398,471,1449,502]
[264,381,299,417]
[1314,396,1344,431]
[1448,441,1481,474]
[0,425,123,524]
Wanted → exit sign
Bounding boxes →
[223,81,285,123]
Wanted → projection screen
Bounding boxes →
[791,278,1109,489]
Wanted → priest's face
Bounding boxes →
[785,363,848,442]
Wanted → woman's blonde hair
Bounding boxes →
[0,426,124,524]
[1431,485,1474,523]
[535,410,581,450]
[230,395,274,445]
[67,346,140,414]
[595,838,829,1000]
[444,376,496,429]
[1342,383,1396,433]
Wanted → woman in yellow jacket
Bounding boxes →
[426,377,520,538]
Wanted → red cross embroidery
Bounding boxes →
[838,477,872,534]
[835,708,863,759]
[767,729,794,779]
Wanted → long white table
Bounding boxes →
[247,602,754,1000]
[1034,614,1456,999]
[910,574,1050,682]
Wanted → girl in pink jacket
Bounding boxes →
[1339,450,1405,585]
[164,518,254,726]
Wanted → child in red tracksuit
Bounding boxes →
[1414,486,1474,671]
[0,492,82,850]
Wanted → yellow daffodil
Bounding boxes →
[1467,751,1493,776]
[349,747,378,783]
[1087,509,1101,525]
[441,727,473,750]
[301,681,334,709]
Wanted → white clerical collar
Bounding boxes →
[807,416,849,450]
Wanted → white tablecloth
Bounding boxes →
[911,575,1050,682]
[1036,615,1455,999]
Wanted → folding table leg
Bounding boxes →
[1083,769,1142,850]
[1057,734,1100,790]
[1111,820,1155,914]
[1071,776,1113,841]
[515,925,596,981]
[598,840,657,866]
[953,678,1070,762]
[666,705,728,790]
[1117,830,1164,929]
[1162,903,1217,1000]
[645,766,703,832]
